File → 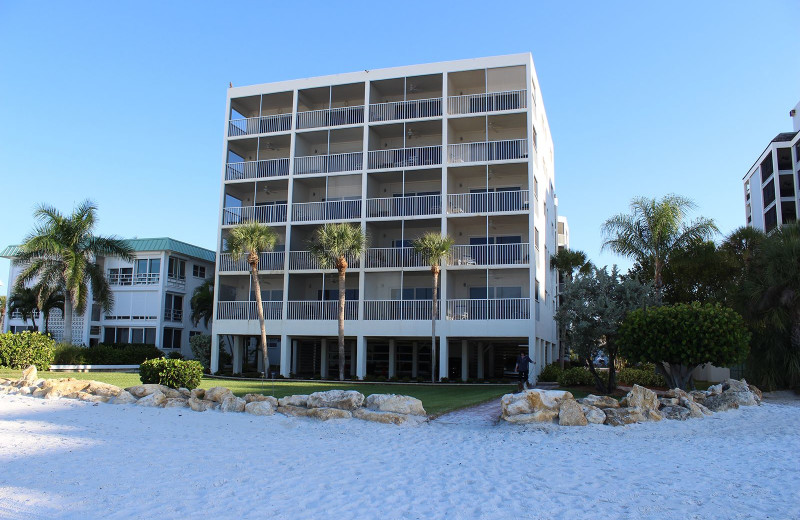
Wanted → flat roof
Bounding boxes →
[1,237,215,263]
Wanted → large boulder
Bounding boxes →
[307,390,365,411]
[558,399,588,426]
[660,406,691,420]
[39,378,91,398]
[20,365,37,385]
[188,397,219,412]
[84,381,123,398]
[689,390,708,404]
[220,396,246,413]
[580,404,606,424]
[722,378,750,393]
[665,388,693,402]
[620,385,659,413]
[365,394,426,416]
[720,379,759,406]
[579,395,620,409]
[278,395,309,407]
[76,392,109,403]
[353,408,426,425]
[136,391,166,407]
[277,404,312,417]
[126,384,181,399]
[501,389,573,419]
[164,398,189,408]
[707,384,723,396]
[679,397,710,418]
[748,384,763,403]
[245,401,275,416]
[244,394,278,408]
[190,389,205,400]
[204,387,234,403]
[307,407,353,421]
[658,397,679,408]
[703,392,740,412]
[109,390,138,404]
[604,407,647,426]
[503,410,559,424]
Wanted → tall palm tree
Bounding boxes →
[190,278,215,328]
[8,287,39,331]
[601,194,718,302]
[412,232,454,383]
[550,248,591,368]
[38,287,65,335]
[309,223,366,381]
[15,200,132,343]
[228,221,277,377]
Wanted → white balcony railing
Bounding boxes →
[287,300,358,320]
[447,89,527,115]
[222,205,288,225]
[228,113,292,137]
[218,252,285,272]
[225,158,289,181]
[216,301,283,320]
[166,276,185,290]
[108,272,132,286]
[296,106,364,130]
[448,243,530,266]
[134,273,160,285]
[364,247,425,268]
[447,190,530,215]
[288,251,360,270]
[294,152,363,175]
[446,298,530,320]
[369,98,442,122]
[365,194,441,218]
[448,139,528,164]
[291,199,361,222]
[363,300,438,320]
[367,145,442,170]
[164,309,183,322]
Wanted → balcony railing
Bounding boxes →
[363,300,438,320]
[294,152,363,175]
[164,309,183,322]
[134,273,160,285]
[447,190,529,214]
[166,276,185,290]
[218,252,285,272]
[364,247,424,268]
[448,243,530,266]
[447,89,527,115]
[365,194,441,218]
[448,139,528,164]
[296,106,364,130]
[288,251,360,270]
[228,113,292,137]
[287,300,358,320]
[225,158,289,181]
[369,98,442,122]
[222,204,288,225]
[446,298,530,320]
[368,145,442,170]
[216,301,283,320]
[291,199,361,222]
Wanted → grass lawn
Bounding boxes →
[0,369,514,416]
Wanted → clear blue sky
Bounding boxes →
[1,1,798,295]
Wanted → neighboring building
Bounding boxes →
[212,53,560,382]
[742,100,800,233]
[1,238,215,357]
[557,216,569,253]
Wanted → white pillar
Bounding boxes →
[279,334,290,377]
[356,336,366,380]
[233,336,244,374]
[477,342,484,379]
[350,341,357,378]
[388,339,396,378]
[411,341,419,378]
[528,337,537,386]
[210,334,220,374]
[291,339,299,376]
[461,340,469,382]
[438,336,448,381]
[320,338,328,379]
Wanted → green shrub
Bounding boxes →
[167,351,184,360]
[538,362,564,382]
[617,367,667,388]
[139,358,203,389]
[0,331,55,370]
[557,366,594,387]
[53,343,89,364]
[189,334,211,369]
[52,343,163,365]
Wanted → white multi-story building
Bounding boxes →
[2,237,215,357]
[743,100,800,232]
[211,53,560,382]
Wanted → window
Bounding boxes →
[532,126,537,150]
[135,258,160,284]
[763,179,776,208]
[103,327,130,344]
[163,328,182,349]
[534,228,540,250]
[764,206,778,233]
[795,141,800,162]
[760,154,774,184]
[252,289,283,301]
[744,180,750,201]
[318,289,358,300]
[192,264,206,278]
[165,294,183,321]
[777,147,792,171]
[167,257,186,280]
[782,201,797,225]
[535,279,540,301]
[189,331,202,338]
[779,175,795,198]
[130,327,156,345]
[533,177,539,200]
[108,267,132,285]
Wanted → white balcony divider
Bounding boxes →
[164,309,183,322]
[216,301,283,320]
[287,300,358,320]
[289,251,360,270]
[448,139,528,164]
[448,243,530,266]
[222,204,288,225]
[369,97,442,122]
[447,190,530,214]
[367,145,442,169]
[228,113,292,136]
[447,89,527,115]
[294,152,363,175]
[363,300,437,320]
[219,252,285,272]
[291,199,361,222]
[446,298,530,320]
[296,106,364,130]
[365,194,441,218]
[225,158,290,181]
[364,247,425,268]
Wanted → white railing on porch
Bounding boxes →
[448,139,528,164]
[296,106,364,130]
[364,247,425,268]
[294,152,363,175]
[288,251,360,270]
[446,298,530,320]
[218,252,285,272]
[369,97,442,122]
[367,145,442,170]
[447,190,529,214]
[225,158,290,181]
[291,199,361,222]
[447,89,527,115]
[365,194,441,218]
[216,301,283,320]
[222,204,288,225]
[228,113,292,136]
[287,300,358,320]
[164,309,183,322]
[448,243,530,266]
[363,300,438,320]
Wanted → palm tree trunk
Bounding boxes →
[338,266,346,381]
[250,263,269,377]
[61,299,70,341]
[431,267,439,383]
[654,261,663,306]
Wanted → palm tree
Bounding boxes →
[309,223,366,381]
[227,221,277,377]
[38,287,65,335]
[601,194,718,302]
[550,248,591,368]
[190,278,214,328]
[412,232,454,383]
[15,200,132,343]
[8,287,39,331]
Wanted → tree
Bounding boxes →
[412,232,454,383]
[554,265,652,394]
[0,295,6,333]
[15,200,132,343]
[309,223,366,381]
[550,248,592,368]
[619,303,751,390]
[190,278,214,328]
[38,287,65,335]
[227,220,277,377]
[8,287,39,331]
[602,194,718,302]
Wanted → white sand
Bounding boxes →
[1,395,798,520]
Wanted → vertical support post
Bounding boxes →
[438,336,449,381]
[350,341,357,377]
[320,338,328,379]
[411,341,419,378]
[291,339,299,375]
[461,339,469,382]
[356,336,366,380]
[210,334,220,374]
[233,336,243,374]
[388,339,396,378]
[477,341,485,379]
[256,345,264,373]
[279,334,290,377]
[528,336,537,386]
[488,344,495,378]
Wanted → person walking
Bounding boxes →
[515,350,534,392]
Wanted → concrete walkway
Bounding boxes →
[434,398,503,426]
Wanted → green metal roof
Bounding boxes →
[0,245,21,258]
[1,238,216,263]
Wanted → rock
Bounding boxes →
[620,385,659,413]
[748,384,763,403]
[20,365,37,385]
[277,404,312,417]
[126,384,180,398]
[365,394,426,416]
[503,410,560,424]
[558,399,588,426]
[501,389,574,418]
[220,396,246,413]
[31,378,45,388]
[190,389,205,400]
[722,378,750,393]
[188,397,219,412]
[666,388,693,401]
[84,381,123,398]
[679,397,706,419]
[707,384,723,396]
[689,390,708,404]
[278,395,308,407]
[40,378,91,398]
[76,392,109,403]
[178,388,192,398]
[244,394,278,407]
[579,394,620,409]
[164,398,189,408]
[661,406,691,420]
[724,389,758,407]
[580,404,606,424]
[658,397,679,407]
[307,390,364,411]
[18,386,32,395]
[204,387,234,403]
[245,401,275,416]
[0,377,13,386]
[603,407,647,426]
[109,390,138,404]
[307,407,352,421]
[353,408,426,425]
[136,391,166,407]
[703,392,740,412]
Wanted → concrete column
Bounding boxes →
[350,341,357,377]
[320,338,328,379]
[291,339,299,375]
[461,340,469,382]
[528,337,537,385]
[411,341,419,378]
[488,344,495,378]
[477,342,485,380]
[279,334,290,377]
[356,336,366,380]
[438,336,448,381]
[388,339,396,378]
[210,334,220,374]
[257,347,264,373]
[233,336,244,374]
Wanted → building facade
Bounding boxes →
[2,238,215,357]
[211,54,560,382]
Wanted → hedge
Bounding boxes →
[538,362,564,382]
[617,367,667,388]
[139,358,203,389]
[557,366,595,387]
[53,343,164,365]
[0,331,55,370]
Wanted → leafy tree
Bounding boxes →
[8,287,39,331]
[38,287,65,335]
[0,295,6,333]
[619,303,751,390]
[555,265,653,394]
[227,220,277,377]
[309,223,366,381]
[190,278,214,328]
[550,248,592,368]
[15,200,132,343]
[412,232,454,382]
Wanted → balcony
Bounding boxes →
[216,301,283,320]
[447,90,527,116]
[296,106,364,130]
[446,298,530,320]
[369,98,442,122]
[222,205,288,226]
[363,300,438,320]
[448,139,528,164]
[219,252,285,272]
[447,190,529,215]
[448,243,530,266]
[225,158,290,181]
[166,276,185,290]
[228,113,292,137]
[288,251,361,270]
[367,145,442,170]
[294,152,363,175]
[291,200,361,222]
[364,247,425,268]
[365,194,441,218]
[164,309,183,322]
[287,300,358,320]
